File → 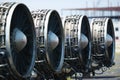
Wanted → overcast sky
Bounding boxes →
[0,0,120,10]
[0,0,120,16]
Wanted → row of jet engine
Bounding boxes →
[0,2,115,80]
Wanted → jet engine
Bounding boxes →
[90,18,115,75]
[0,2,36,79]
[32,10,64,79]
[62,15,91,78]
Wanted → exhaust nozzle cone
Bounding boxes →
[48,31,59,50]
[13,28,27,52]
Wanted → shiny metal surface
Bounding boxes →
[48,31,59,50]
[0,2,36,78]
[64,15,91,72]
[12,28,27,52]
[32,9,64,72]
[80,33,88,49]
[91,18,115,67]
[106,34,113,47]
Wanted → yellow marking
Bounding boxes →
[67,76,71,80]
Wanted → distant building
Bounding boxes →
[61,7,120,52]
[113,20,120,41]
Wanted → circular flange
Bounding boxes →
[2,2,36,78]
